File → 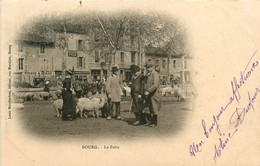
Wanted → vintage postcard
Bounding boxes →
[1,0,260,166]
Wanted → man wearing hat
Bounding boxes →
[106,66,122,120]
[144,59,162,127]
[65,67,75,86]
[43,81,50,93]
[130,65,145,125]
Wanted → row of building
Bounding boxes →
[13,32,192,87]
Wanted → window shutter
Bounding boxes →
[16,57,19,70]
[109,52,112,63]
[24,57,27,70]
[77,57,79,68]
[83,57,86,69]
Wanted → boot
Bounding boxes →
[133,113,140,126]
[149,115,158,127]
[106,102,113,120]
[140,113,146,124]
[134,112,139,120]
[116,103,121,120]
[144,114,152,126]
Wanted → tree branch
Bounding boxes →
[95,14,118,50]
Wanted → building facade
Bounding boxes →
[144,47,192,85]
[14,31,192,87]
[14,32,144,86]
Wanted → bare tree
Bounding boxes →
[19,11,188,78]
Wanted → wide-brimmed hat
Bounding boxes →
[145,59,154,68]
[111,66,119,72]
[67,69,74,75]
[130,65,140,73]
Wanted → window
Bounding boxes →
[41,58,48,71]
[104,52,110,63]
[120,52,124,62]
[24,58,28,70]
[162,60,166,69]
[45,59,48,70]
[18,58,24,70]
[155,59,160,66]
[77,57,85,68]
[184,60,187,69]
[44,59,46,70]
[103,70,107,79]
[185,71,190,83]
[79,57,83,68]
[95,50,99,63]
[130,36,134,47]
[173,60,176,68]
[131,52,135,62]
[77,40,83,51]
[40,45,45,54]
[18,44,23,52]
[91,70,101,75]
[94,31,101,43]
[91,70,101,81]
[186,74,190,82]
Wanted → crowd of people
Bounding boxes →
[74,78,106,99]
[60,59,162,127]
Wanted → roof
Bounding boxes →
[145,46,180,57]
[145,46,165,55]
[17,34,55,45]
[184,55,192,59]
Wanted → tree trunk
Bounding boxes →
[167,55,170,82]
[108,51,112,76]
[62,22,68,80]
[137,30,142,68]
[107,50,117,76]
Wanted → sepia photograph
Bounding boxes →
[12,10,194,140]
[1,1,260,166]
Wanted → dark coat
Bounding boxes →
[130,73,144,113]
[144,70,162,114]
[90,83,98,95]
[61,89,77,120]
[43,84,50,92]
[130,74,144,98]
[82,82,91,96]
